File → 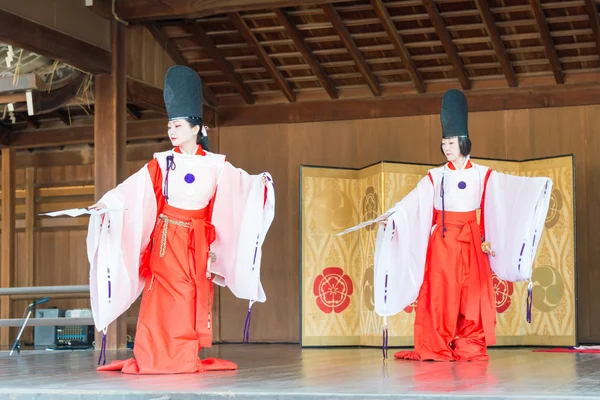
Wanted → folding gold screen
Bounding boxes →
[300,155,576,347]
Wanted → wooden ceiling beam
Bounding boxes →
[0,74,44,93]
[55,110,71,126]
[474,0,517,87]
[228,12,296,102]
[10,72,87,115]
[14,141,173,168]
[422,0,470,90]
[321,4,381,96]
[126,105,142,120]
[23,115,40,130]
[274,8,338,99]
[0,94,27,104]
[529,0,564,84]
[370,0,425,93]
[0,10,110,75]
[92,0,350,23]
[10,119,168,149]
[186,21,255,104]
[583,0,600,57]
[146,24,219,107]
[219,81,600,126]
[0,122,12,147]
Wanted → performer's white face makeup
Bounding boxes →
[441,137,462,162]
[168,119,199,150]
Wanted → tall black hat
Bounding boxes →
[163,65,203,121]
[440,89,468,138]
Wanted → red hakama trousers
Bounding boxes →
[98,204,237,374]
[395,210,496,362]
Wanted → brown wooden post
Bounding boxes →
[93,20,128,350]
[22,167,36,344]
[1,148,15,347]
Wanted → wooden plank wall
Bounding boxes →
[0,104,599,346]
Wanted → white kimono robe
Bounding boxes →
[86,148,275,334]
[338,159,552,320]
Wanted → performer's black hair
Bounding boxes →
[440,136,471,157]
[183,117,210,151]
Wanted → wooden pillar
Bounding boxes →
[93,20,127,350]
[24,167,36,283]
[1,148,15,347]
[21,167,36,344]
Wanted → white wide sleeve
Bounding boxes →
[86,165,158,332]
[335,175,434,317]
[209,161,275,306]
[373,176,434,317]
[483,171,552,283]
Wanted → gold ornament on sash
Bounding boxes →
[481,241,496,257]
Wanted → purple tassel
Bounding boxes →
[163,155,176,203]
[97,333,107,366]
[526,282,533,323]
[242,308,252,343]
[441,176,447,238]
[382,325,389,360]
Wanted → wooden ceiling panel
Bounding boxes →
[4,0,593,139]
[562,60,600,70]
[161,24,192,38]
[513,64,552,75]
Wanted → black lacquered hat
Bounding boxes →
[163,65,203,121]
[440,89,468,138]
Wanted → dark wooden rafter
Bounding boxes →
[186,21,255,104]
[11,119,168,149]
[0,123,11,146]
[370,0,424,93]
[321,4,381,96]
[474,0,517,87]
[14,141,173,169]
[12,79,600,149]
[228,12,296,102]
[583,0,600,57]
[23,115,40,129]
[12,72,87,115]
[126,105,142,120]
[219,81,600,126]
[0,132,9,146]
[0,73,43,92]
[146,24,219,106]
[126,78,166,114]
[0,10,110,74]
[55,109,71,126]
[273,8,338,99]
[529,0,564,84]
[93,0,350,22]
[421,0,470,90]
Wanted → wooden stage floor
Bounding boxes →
[1,344,600,399]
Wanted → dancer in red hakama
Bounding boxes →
[86,66,275,374]
[338,89,552,361]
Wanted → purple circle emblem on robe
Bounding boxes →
[458,181,466,189]
[184,173,195,184]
